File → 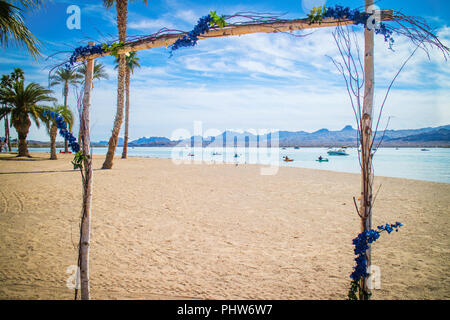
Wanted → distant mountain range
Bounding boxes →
[90,124,450,148]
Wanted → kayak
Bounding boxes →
[316,159,329,162]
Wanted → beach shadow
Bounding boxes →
[0,168,102,175]
[0,153,48,162]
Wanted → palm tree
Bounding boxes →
[11,68,25,82]
[77,60,109,87]
[50,67,82,152]
[1,74,13,151]
[1,69,25,151]
[114,51,140,159]
[76,61,108,145]
[50,67,81,107]
[42,104,74,160]
[101,0,147,169]
[0,0,43,59]
[0,80,56,157]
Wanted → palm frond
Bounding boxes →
[15,0,44,10]
[0,105,12,120]
[102,0,115,9]
[77,61,109,83]
[0,0,42,59]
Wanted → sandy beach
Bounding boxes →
[0,152,449,300]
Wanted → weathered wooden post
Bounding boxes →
[360,0,375,299]
[79,41,95,300]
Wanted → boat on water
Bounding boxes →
[294,146,300,149]
[212,152,222,155]
[234,153,240,158]
[316,156,329,162]
[421,148,430,151]
[283,156,294,162]
[327,148,348,156]
[187,153,194,157]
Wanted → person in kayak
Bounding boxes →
[318,156,323,161]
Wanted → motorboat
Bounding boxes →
[327,148,348,156]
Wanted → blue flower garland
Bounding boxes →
[323,5,369,24]
[323,5,394,49]
[43,110,80,153]
[69,44,105,66]
[170,15,213,55]
[349,222,403,299]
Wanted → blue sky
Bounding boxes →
[1,0,449,142]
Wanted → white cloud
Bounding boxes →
[128,18,178,31]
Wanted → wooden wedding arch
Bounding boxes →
[75,5,395,300]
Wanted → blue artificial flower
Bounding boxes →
[323,5,394,50]
[44,110,80,153]
[170,14,212,54]
[350,222,402,282]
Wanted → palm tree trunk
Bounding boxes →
[121,67,130,159]
[64,82,70,153]
[50,123,58,160]
[102,0,128,169]
[15,117,31,157]
[4,114,11,151]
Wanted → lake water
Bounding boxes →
[24,147,450,184]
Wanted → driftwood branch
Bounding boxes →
[75,10,394,61]
[77,43,95,300]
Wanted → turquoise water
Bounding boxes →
[24,147,450,184]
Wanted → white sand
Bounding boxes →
[0,152,449,299]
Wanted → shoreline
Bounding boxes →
[2,151,449,185]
